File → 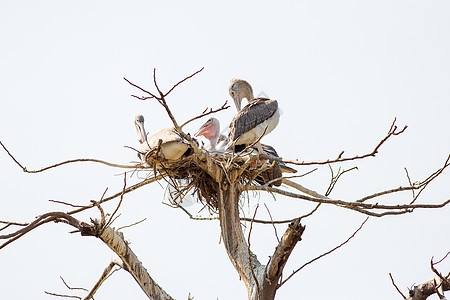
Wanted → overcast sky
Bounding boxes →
[1,1,450,299]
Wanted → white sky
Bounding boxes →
[1,1,449,299]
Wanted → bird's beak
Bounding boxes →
[195,124,209,137]
[233,93,242,111]
[135,120,147,143]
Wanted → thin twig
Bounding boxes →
[279,217,369,288]
[389,273,407,299]
[260,118,407,166]
[164,67,204,97]
[180,101,230,129]
[264,203,280,243]
[67,175,163,215]
[104,174,127,230]
[243,185,450,216]
[84,259,123,300]
[325,166,358,197]
[117,218,147,231]
[49,200,89,208]
[434,251,450,265]
[431,257,450,287]
[60,276,88,292]
[0,141,140,173]
[299,203,321,220]
[44,291,81,299]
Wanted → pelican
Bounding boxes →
[225,79,280,153]
[194,117,227,151]
[134,115,193,163]
[196,117,296,174]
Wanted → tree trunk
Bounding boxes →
[98,223,174,300]
[217,182,305,300]
[218,183,266,300]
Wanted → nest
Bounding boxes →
[139,150,282,212]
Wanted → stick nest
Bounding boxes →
[138,151,282,212]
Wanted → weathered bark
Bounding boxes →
[95,222,174,300]
[264,218,304,298]
[218,183,265,300]
[217,182,305,300]
[406,275,450,300]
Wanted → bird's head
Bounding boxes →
[195,117,220,141]
[134,114,147,144]
[228,78,254,111]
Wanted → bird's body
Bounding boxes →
[197,117,296,175]
[260,144,297,174]
[226,79,279,152]
[227,98,279,150]
[134,115,192,163]
[145,127,191,160]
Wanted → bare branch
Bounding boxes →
[279,217,368,288]
[389,273,407,299]
[67,175,163,215]
[125,69,203,157]
[0,220,28,232]
[282,179,329,199]
[244,184,450,216]
[266,218,305,291]
[260,118,407,166]
[60,276,89,292]
[325,166,358,197]
[104,174,127,230]
[431,257,450,288]
[264,203,280,243]
[164,67,204,97]
[180,101,230,130]
[435,251,450,265]
[406,275,450,300]
[49,200,90,208]
[45,291,81,299]
[1,211,174,300]
[117,218,147,231]
[123,77,157,99]
[299,203,321,220]
[358,153,450,203]
[84,259,123,300]
[0,212,83,249]
[0,141,140,173]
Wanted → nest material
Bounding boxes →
[140,150,282,211]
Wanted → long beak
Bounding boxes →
[233,94,242,111]
[195,124,209,137]
[135,120,147,143]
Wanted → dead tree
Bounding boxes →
[1,69,449,300]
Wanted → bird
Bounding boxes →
[194,117,227,151]
[196,117,296,174]
[225,79,280,153]
[134,114,194,164]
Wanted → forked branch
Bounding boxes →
[0,141,139,173]
[124,68,206,156]
[260,118,407,166]
[0,212,174,300]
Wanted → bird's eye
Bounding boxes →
[231,91,235,97]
